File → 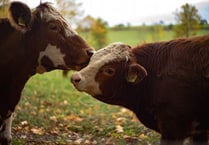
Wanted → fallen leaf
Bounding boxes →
[49,116,57,121]
[115,125,124,133]
[65,114,83,122]
[31,128,45,135]
[74,138,83,144]
[21,121,28,126]
[139,133,148,140]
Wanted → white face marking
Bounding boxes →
[72,42,130,96]
[0,114,13,142]
[36,44,67,73]
[40,7,77,37]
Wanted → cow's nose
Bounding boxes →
[71,73,81,85]
[86,49,94,57]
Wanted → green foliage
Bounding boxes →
[174,3,201,38]
[90,18,108,49]
[0,0,9,18]
[147,25,166,42]
[78,16,108,49]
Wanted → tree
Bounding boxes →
[149,24,165,41]
[90,18,108,49]
[77,16,108,49]
[0,0,10,18]
[200,19,208,25]
[174,3,201,38]
[56,0,83,26]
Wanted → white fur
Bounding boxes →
[0,114,13,143]
[72,42,130,96]
[36,44,66,73]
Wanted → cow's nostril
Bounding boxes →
[71,73,81,85]
[74,78,81,83]
[86,49,94,57]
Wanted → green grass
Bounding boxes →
[107,29,174,46]
[107,28,209,46]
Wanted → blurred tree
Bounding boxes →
[77,16,108,49]
[0,0,9,18]
[90,18,108,49]
[148,24,165,42]
[174,3,201,38]
[200,19,208,25]
[112,24,126,30]
[77,15,95,31]
[56,0,83,26]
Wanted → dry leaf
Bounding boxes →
[115,125,124,133]
[31,128,44,135]
[139,133,148,139]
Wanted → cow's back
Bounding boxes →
[137,35,209,83]
[163,35,209,77]
[133,35,209,132]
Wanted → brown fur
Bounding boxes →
[93,35,209,145]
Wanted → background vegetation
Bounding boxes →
[0,0,209,144]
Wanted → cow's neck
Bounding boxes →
[23,27,45,75]
[117,45,159,131]
[116,77,159,131]
[118,79,149,110]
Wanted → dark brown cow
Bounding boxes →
[71,35,209,145]
[0,1,93,144]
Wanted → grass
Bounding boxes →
[107,29,174,46]
[107,27,209,46]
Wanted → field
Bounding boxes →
[107,27,209,46]
[12,28,208,145]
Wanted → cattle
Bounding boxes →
[71,35,209,145]
[0,1,93,144]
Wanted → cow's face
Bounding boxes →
[8,2,93,73]
[71,43,147,104]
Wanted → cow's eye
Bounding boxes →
[49,23,60,32]
[103,68,115,76]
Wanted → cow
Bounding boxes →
[71,35,209,145]
[0,1,93,144]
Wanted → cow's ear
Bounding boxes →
[8,2,32,33]
[126,64,147,84]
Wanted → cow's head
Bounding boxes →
[71,43,147,105]
[8,1,93,73]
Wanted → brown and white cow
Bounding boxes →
[0,1,93,144]
[71,35,209,145]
